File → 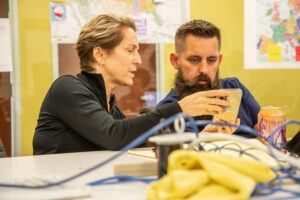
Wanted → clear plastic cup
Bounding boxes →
[214,88,242,122]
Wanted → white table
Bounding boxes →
[0,151,299,200]
[0,151,154,200]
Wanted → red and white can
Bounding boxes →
[258,106,286,148]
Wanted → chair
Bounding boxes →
[0,98,10,157]
[0,137,6,157]
[287,130,300,156]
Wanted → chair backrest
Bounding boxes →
[0,98,9,157]
[287,130,300,156]
[0,137,6,158]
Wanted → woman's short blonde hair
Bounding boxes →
[76,14,136,71]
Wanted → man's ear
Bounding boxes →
[218,54,223,66]
[93,47,106,65]
[170,53,179,70]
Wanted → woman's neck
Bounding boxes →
[91,65,117,112]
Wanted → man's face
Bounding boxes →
[171,34,222,97]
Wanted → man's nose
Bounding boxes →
[199,60,209,73]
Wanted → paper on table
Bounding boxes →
[0,185,91,200]
[0,18,13,72]
[128,147,156,159]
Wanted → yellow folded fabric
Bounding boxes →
[147,150,276,200]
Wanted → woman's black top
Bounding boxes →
[33,71,181,155]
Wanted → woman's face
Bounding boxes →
[102,27,142,88]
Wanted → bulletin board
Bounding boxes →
[49,0,190,117]
[49,0,189,43]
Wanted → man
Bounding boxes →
[158,19,260,135]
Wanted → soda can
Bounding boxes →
[258,106,286,149]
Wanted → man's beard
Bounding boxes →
[174,70,220,122]
[174,70,220,99]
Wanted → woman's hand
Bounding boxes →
[178,89,230,116]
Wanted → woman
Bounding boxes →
[33,14,229,155]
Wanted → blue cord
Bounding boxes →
[0,113,185,189]
[267,196,300,200]
[0,114,299,195]
[88,120,300,191]
[253,169,282,195]
[87,176,157,186]
[189,119,300,198]
[182,114,199,134]
[187,120,266,138]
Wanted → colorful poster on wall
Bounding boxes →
[0,18,12,72]
[49,0,189,43]
[244,0,300,69]
[50,2,68,43]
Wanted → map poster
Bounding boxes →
[244,0,300,69]
[49,0,189,44]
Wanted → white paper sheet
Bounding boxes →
[0,18,13,72]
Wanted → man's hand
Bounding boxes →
[178,90,230,116]
[202,118,240,134]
